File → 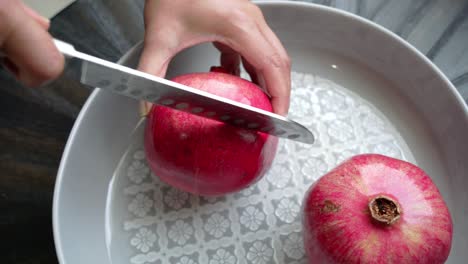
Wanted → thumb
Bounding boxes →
[137,37,173,78]
[137,35,175,117]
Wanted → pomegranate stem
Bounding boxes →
[368,195,401,225]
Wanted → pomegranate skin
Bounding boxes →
[144,71,278,196]
[303,154,453,264]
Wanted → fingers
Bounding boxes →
[138,0,290,115]
[241,57,259,85]
[213,42,240,76]
[255,15,291,115]
[138,0,179,77]
[138,1,179,116]
[215,4,290,115]
[138,37,172,78]
[20,2,50,29]
[223,30,290,115]
[0,1,63,87]
[137,36,172,116]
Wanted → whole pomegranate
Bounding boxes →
[144,67,278,196]
[302,154,453,264]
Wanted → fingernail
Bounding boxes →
[2,58,19,77]
[139,101,153,117]
[22,3,50,28]
[36,15,50,27]
[41,16,50,26]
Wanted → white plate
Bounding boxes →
[24,0,76,19]
[53,2,468,263]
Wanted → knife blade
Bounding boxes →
[56,39,316,144]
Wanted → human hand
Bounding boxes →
[139,0,291,115]
[0,0,64,87]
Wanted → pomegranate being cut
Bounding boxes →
[144,67,278,196]
[302,154,453,264]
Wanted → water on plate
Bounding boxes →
[104,49,446,264]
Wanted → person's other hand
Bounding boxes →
[0,0,64,87]
[139,0,291,115]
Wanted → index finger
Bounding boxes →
[222,31,291,116]
[219,7,291,115]
[256,19,292,116]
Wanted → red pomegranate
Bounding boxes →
[144,67,278,196]
[302,154,453,264]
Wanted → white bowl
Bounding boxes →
[53,2,468,263]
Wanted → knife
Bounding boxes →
[12,39,316,144]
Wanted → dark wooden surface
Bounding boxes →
[0,0,144,262]
[1,0,467,263]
